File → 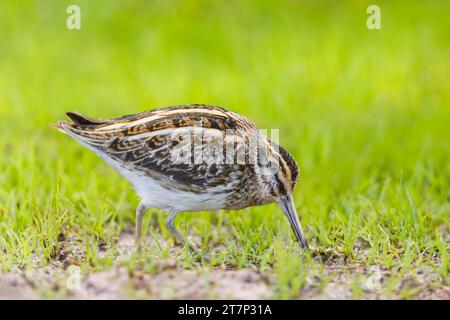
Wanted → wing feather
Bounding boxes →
[58,105,258,192]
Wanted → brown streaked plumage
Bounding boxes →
[55,104,308,250]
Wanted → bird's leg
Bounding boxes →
[165,209,186,246]
[135,201,148,242]
[165,209,199,254]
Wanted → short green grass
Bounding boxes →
[0,0,448,299]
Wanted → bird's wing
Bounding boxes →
[58,105,257,192]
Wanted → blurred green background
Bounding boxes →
[0,0,448,298]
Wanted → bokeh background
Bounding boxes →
[0,0,448,299]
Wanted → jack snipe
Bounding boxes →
[55,104,309,250]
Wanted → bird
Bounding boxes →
[54,104,309,250]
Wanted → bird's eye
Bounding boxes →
[266,160,279,173]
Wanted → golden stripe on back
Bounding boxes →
[88,104,257,137]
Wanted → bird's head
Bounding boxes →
[258,142,308,249]
[259,142,299,199]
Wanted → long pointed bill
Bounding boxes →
[278,193,309,250]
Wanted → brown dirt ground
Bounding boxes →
[0,233,448,300]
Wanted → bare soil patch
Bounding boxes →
[0,233,448,300]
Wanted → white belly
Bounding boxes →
[104,158,227,212]
[128,170,228,212]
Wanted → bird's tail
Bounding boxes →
[51,112,110,149]
[65,112,107,126]
[50,119,75,134]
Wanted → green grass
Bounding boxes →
[0,0,449,299]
